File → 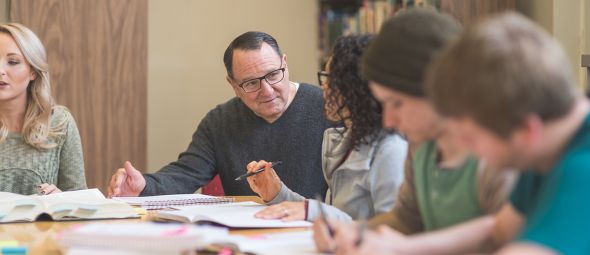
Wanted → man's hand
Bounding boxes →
[107,161,146,198]
[245,160,282,202]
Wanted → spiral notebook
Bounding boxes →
[113,194,235,210]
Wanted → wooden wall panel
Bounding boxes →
[441,0,515,24]
[10,0,147,193]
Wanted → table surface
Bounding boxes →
[0,196,310,255]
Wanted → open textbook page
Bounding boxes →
[156,201,312,228]
[0,189,138,222]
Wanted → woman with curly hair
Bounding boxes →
[0,23,86,195]
[245,35,408,222]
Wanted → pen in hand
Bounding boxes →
[355,219,367,247]
[315,194,335,237]
[234,161,283,181]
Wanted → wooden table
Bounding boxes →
[0,196,310,255]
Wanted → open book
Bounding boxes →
[156,201,312,228]
[58,222,228,254]
[229,230,322,255]
[0,189,138,223]
[113,193,235,210]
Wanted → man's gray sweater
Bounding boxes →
[141,83,330,198]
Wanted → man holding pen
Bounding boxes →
[108,31,330,198]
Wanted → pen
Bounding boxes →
[315,194,335,237]
[355,219,366,247]
[234,161,282,181]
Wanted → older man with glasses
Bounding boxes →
[108,31,330,199]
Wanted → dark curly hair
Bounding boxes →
[325,35,384,150]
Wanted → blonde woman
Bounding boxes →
[0,23,86,195]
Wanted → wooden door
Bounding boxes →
[9,0,147,193]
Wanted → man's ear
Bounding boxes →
[226,76,232,86]
[513,114,544,149]
[282,54,288,67]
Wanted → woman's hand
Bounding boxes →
[255,201,305,221]
[245,160,282,202]
[313,218,337,252]
[334,224,405,255]
[37,183,62,195]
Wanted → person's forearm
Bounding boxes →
[396,216,496,255]
[141,165,206,196]
[369,211,416,235]
[307,201,352,222]
[266,183,306,205]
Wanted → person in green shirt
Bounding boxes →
[313,8,515,252]
[333,12,590,255]
[0,23,86,195]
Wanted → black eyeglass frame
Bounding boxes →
[317,70,330,86]
[236,59,286,93]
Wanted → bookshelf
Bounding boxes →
[317,0,514,66]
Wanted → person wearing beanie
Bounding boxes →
[313,8,516,254]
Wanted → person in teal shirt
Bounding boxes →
[509,117,590,253]
[330,12,590,255]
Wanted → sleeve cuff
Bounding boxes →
[266,182,290,205]
[266,182,307,205]
[139,174,153,196]
[307,199,320,221]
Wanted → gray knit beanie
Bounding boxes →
[362,8,461,97]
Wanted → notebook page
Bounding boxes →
[229,230,324,255]
[157,202,312,228]
[113,193,235,209]
[58,222,228,252]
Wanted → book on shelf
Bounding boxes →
[0,189,138,223]
[318,0,441,65]
[58,222,228,255]
[112,193,235,210]
[156,201,312,228]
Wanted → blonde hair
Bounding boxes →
[0,23,65,149]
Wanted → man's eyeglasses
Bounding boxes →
[317,71,329,86]
[237,59,286,93]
